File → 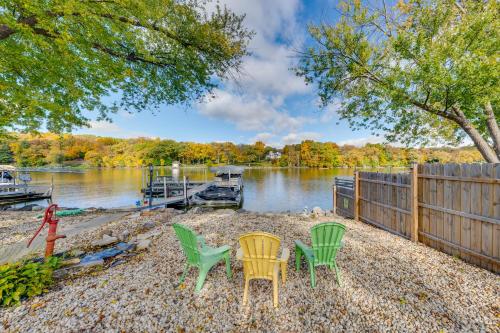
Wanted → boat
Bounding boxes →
[190,166,244,207]
[0,165,53,206]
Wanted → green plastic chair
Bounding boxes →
[295,222,346,288]
[173,223,232,292]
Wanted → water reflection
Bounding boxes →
[27,168,356,212]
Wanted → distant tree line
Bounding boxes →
[0,133,483,168]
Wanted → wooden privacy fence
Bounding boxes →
[333,163,500,273]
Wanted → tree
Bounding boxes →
[297,0,499,162]
[0,0,252,134]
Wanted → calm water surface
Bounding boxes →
[28,168,356,212]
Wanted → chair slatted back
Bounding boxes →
[173,224,200,265]
[311,222,345,265]
[239,232,281,280]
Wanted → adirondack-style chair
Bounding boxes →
[236,232,289,307]
[173,223,232,292]
[295,222,346,288]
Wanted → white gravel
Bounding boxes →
[1,210,498,332]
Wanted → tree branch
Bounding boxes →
[484,100,500,158]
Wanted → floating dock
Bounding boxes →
[141,165,243,208]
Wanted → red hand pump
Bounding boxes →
[27,204,66,257]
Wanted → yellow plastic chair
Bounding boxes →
[236,232,289,308]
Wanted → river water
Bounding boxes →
[26,168,358,212]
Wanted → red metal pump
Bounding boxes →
[27,204,66,257]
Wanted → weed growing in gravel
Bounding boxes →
[0,257,60,306]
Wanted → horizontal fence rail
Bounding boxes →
[333,163,500,273]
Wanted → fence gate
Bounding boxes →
[333,176,355,218]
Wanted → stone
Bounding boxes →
[189,207,202,214]
[142,221,155,230]
[136,233,150,240]
[91,236,118,247]
[60,258,81,267]
[118,229,130,242]
[136,239,151,251]
[70,249,85,257]
[77,259,104,267]
[312,206,325,217]
[53,269,70,279]
[99,229,113,238]
[31,205,44,211]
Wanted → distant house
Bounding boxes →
[266,151,282,160]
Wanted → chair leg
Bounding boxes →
[179,263,190,284]
[333,261,342,287]
[295,247,302,271]
[309,262,316,288]
[195,267,209,292]
[273,276,278,308]
[280,261,287,285]
[243,278,249,305]
[224,252,232,279]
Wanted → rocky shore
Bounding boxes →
[0,209,498,332]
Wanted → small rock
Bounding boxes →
[136,233,150,240]
[91,236,118,247]
[31,205,44,211]
[60,258,80,267]
[312,206,325,217]
[99,229,113,238]
[118,230,130,242]
[136,239,151,251]
[189,207,202,214]
[142,221,155,230]
[78,259,104,267]
[53,269,69,279]
[70,249,85,257]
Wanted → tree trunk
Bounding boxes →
[454,108,499,162]
[484,101,500,159]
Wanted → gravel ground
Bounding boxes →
[1,210,498,332]
[0,210,111,247]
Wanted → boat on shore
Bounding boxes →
[0,165,53,206]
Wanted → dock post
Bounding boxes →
[163,176,167,201]
[148,164,153,208]
[333,183,336,215]
[183,176,188,205]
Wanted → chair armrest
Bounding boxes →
[197,235,206,248]
[280,247,290,263]
[295,240,314,261]
[236,248,243,261]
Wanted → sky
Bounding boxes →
[76,0,383,148]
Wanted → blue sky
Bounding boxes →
[77,0,382,148]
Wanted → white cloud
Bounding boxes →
[197,0,311,135]
[87,121,122,134]
[84,121,152,138]
[320,100,342,123]
[281,132,322,145]
[251,132,275,143]
[198,89,310,132]
[338,136,386,146]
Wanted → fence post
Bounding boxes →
[333,183,337,215]
[354,171,360,221]
[411,163,419,242]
